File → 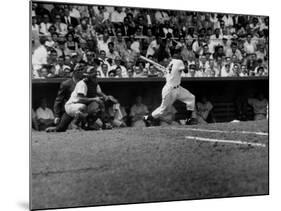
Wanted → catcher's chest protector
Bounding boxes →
[86,81,98,98]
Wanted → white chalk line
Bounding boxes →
[169,127,268,136]
[185,136,266,148]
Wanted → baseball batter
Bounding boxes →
[144,58,197,126]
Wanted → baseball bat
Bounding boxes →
[139,56,167,72]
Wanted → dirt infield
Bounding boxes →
[31,120,269,210]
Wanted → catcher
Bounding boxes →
[56,67,115,130]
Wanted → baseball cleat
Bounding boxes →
[185,118,198,125]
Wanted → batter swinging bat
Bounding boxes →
[139,56,167,73]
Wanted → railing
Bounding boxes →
[32,76,269,84]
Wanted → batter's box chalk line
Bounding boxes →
[163,127,268,136]
[185,136,266,147]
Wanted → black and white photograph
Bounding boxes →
[30,0,269,210]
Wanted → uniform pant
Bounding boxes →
[65,103,87,117]
[152,85,196,119]
[56,113,73,132]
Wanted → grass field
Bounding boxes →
[31,120,269,210]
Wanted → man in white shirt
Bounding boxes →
[225,42,243,61]
[39,14,52,35]
[109,56,128,78]
[97,30,111,55]
[244,33,256,54]
[54,15,68,36]
[32,37,50,77]
[111,7,126,24]
[146,36,161,57]
[221,64,234,77]
[209,28,223,53]
[130,96,149,127]
[107,42,120,62]
[36,98,55,130]
[97,63,109,78]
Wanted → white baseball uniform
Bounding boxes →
[152,59,196,119]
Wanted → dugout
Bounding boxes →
[32,77,269,122]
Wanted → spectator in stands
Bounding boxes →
[246,53,258,73]
[61,7,79,27]
[121,39,138,67]
[39,14,52,35]
[209,28,223,52]
[221,63,234,77]
[107,42,120,62]
[97,50,110,67]
[54,14,68,35]
[114,32,127,58]
[108,69,117,77]
[32,37,52,78]
[110,56,128,78]
[244,33,256,54]
[146,36,161,57]
[192,35,205,57]
[255,66,267,76]
[32,3,268,80]
[239,65,249,77]
[122,16,136,36]
[93,6,110,24]
[111,7,126,27]
[130,96,149,127]
[199,55,210,76]
[207,58,219,77]
[132,65,145,78]
[51,56,68,77]
[50,4,63,21]
[187,64,197,77]
[130,35,141,53]
[65,33,79,54]
[231,63,240,76]
[36,98,55,130]
[63,55,73,70]
[76,17,95,45]
[248,93,268,120]
[196,96,214,124]
[31,16,40,46]
[254,59,268,75]
[53,40,66,58]
[221,36,231,52]
[97,29,112,55]
[97,63,109,78]
[255,43,267,63]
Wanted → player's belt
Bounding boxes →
[173,85,180,89]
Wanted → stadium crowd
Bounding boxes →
[31,3,269,79]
